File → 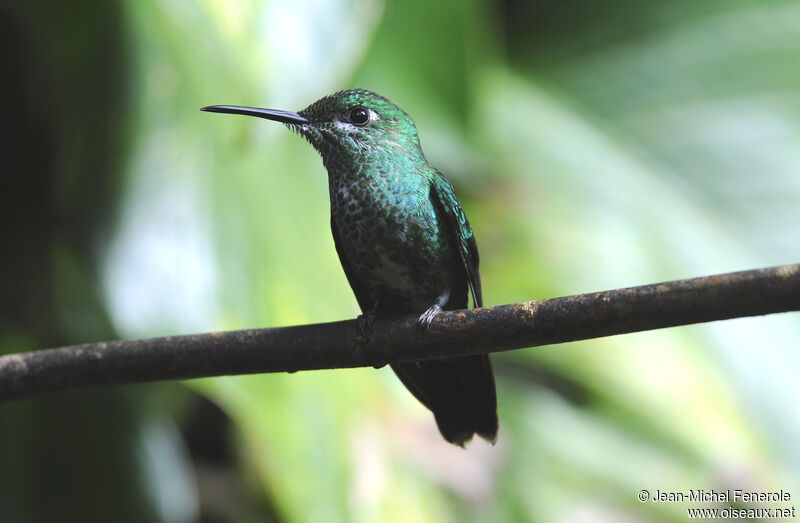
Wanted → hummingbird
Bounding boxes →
[202,89,498,446]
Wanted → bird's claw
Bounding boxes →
[356,310,378,342]
[416,304,442,334]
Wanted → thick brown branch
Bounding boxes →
[1,263,798,402]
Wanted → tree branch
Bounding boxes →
[1,264,798,402]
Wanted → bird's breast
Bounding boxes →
[329,173,456,311]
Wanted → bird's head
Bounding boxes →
[202,89,424,163]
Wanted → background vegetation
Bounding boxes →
[1,0,798,521]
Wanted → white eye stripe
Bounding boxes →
[333,120,357,132]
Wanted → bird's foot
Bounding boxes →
[356,308,379,341]
[416,304,442,334]
[356,309,386,368]
[416,291,450,334]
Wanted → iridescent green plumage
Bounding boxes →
[202,89,498,446]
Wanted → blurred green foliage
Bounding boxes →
[1,0,799,521]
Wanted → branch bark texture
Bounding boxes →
[1,263,798,402]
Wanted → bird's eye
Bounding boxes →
[348,106,370,125]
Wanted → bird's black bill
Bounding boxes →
[200,105,309,124]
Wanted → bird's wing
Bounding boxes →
[331,216,375,312]
[430,171,482,308]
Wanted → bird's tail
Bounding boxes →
[392,355,498,446]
